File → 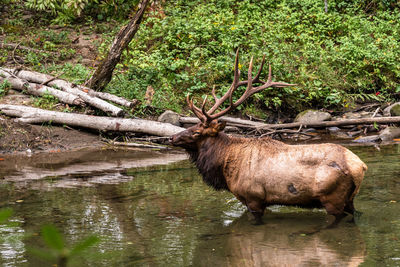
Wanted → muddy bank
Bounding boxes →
[0,115,103,155]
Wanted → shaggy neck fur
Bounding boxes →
[186,132,231,191]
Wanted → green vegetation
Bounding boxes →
[23,0,140,23]
[29,225,100,267]
[0,208,99,266]
[2,0,400,117]
[33,91,59,109]
[0,208,12,223]
[0,80,11,97]
[115,0,400,115]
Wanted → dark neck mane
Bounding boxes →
[186,133,230,191]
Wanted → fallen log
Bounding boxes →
[259,117,400,130]
[0,104,185,137]
[180,116,400,130]
[1,68,126,116]
[87,90,139,108]
[2,68,137,108]
[179,116,264,128]
[0,76,85,106]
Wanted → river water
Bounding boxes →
[0,144,399,266]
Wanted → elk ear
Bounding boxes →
[215,121,226,131]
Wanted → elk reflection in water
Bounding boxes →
[194,211,366,267]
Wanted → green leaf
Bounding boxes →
[70,235,100,256]
[0,208,12,223]
[41,225,65,251]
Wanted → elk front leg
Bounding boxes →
[322,198,347,228]
[246,199,266,225]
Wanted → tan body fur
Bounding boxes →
[219,136,366,217]
[171,124,367,224]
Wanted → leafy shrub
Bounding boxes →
[24,0,140,23]
[111,0,400,115]
[0,80,11,97]
[25,0,88,23]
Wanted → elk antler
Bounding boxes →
[187,49,296,125]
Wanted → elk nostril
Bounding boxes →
[169,136,174,143]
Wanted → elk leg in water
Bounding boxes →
[327,213,348,229]
[344,200,364,223]
[246,200,266,225]
[344,200,355,215]
[322,197,349,228]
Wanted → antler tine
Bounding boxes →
[253,63,296,91]
[267,63,272,85]
[201,95,215,123]
[188,50,295,125]
[231,55,259,108]
[266,64,297,87]
[247,56,254,92]
[236,54,265,87]
[186,93,207,123]
[207,48,241,115]
[253,54,265,83]
[211,85,218,102]
[201,95,208,109]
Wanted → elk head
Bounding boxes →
[170,49,295,149]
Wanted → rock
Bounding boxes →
[340,111,372,120]
[158,110,181,126]
[327,126,341,132]
[294,110,331,124]
[331,131,353,139]
[347,130,363,137]
[390,105,400,116]
[352,127,400,142]
[378,127,400,141]
[383,102,400,116]
[352,135,380,143]
[332,110,384,121]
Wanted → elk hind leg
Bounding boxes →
[344,199,363,222]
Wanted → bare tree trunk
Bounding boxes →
[324,0,328,12]
[0,104,184,136]
[86,0,151,91]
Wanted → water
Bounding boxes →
[0,145,399,266]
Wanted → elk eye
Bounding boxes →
[193,131,201,136]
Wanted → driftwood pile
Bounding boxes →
[179,114,400,143]
[1,67,400,143]
[0,68,136,116]
[0,68,184,137]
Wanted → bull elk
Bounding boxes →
[170,50,367,225]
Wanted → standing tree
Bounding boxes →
[86,0,151,91]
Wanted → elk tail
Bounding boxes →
[343,150,368,201]
[349,161,367,201]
